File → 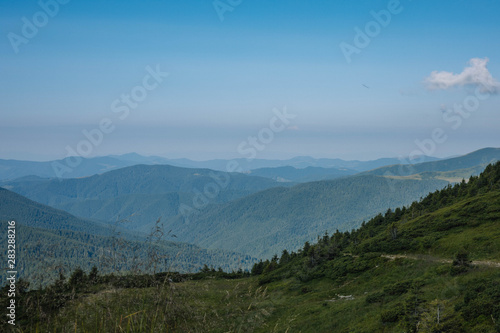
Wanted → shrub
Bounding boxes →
[381,306,404,323]
[365,291,384,304]
[384,280,413,296]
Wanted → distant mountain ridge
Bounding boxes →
[1,164,286,231]
[0,153,442,180]
[363,147,500,177]
[119,155,441,173]
[246,166,357,182]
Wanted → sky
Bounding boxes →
[1,0,500,161]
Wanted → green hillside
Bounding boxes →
[6,163,499,332]
[244,161,500,332]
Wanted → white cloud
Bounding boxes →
[425,57,500,94]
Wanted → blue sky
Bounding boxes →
[1,0,499,161]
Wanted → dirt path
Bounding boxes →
[380,254,500,268]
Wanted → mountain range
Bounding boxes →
[0,152,441,181]
[7,159,500,332]
[1,147,499,276]
[1,164,284,231]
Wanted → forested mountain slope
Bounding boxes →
[0,188,257,284]
[2,164,285,231]
[0,187,112,236]
[170,174,450,257]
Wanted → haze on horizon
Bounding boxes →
[1,0,499,162]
